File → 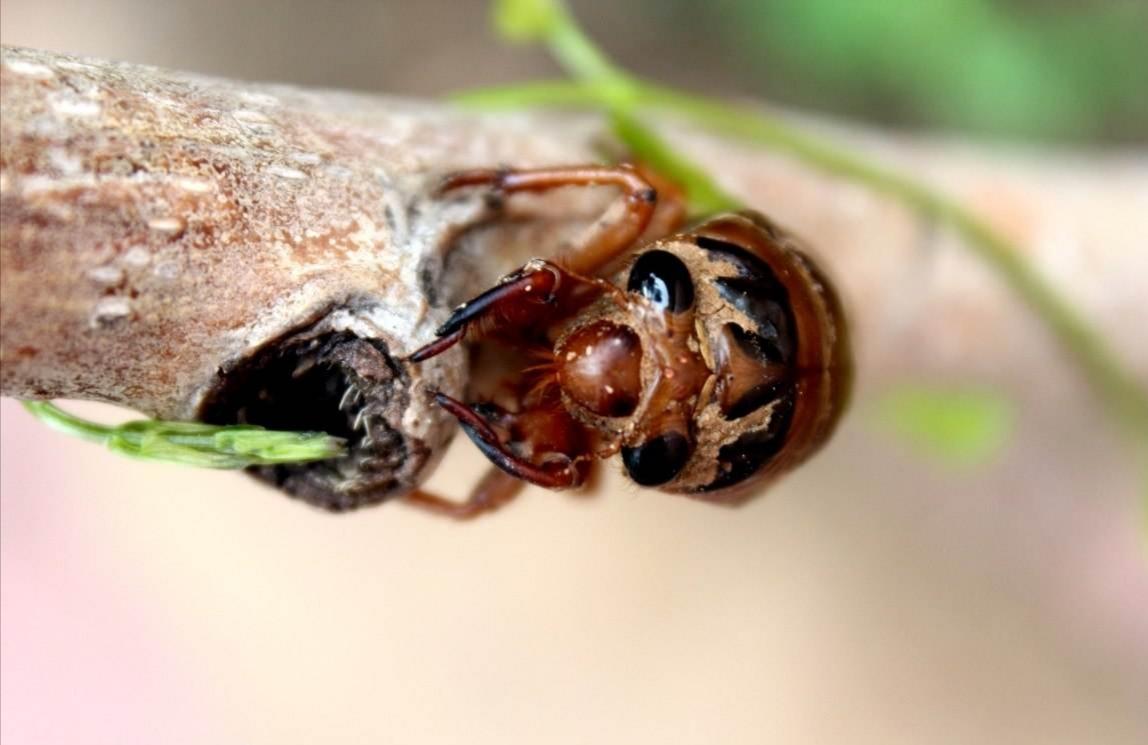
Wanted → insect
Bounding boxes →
[405,164,851,517]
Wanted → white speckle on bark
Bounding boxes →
[175,177,213,194]
[20,174,97,195]
[4,59,54,79]
[233,109,271,124]
[153,260,181,280]
[32,200,75,222]
[48,95,101,118]
[147,96,183,111]
[47,148,84,175]
[90,296,132,327]
[55,60,98,73]
[147,217,186,236]
[87,265,125,286]
[232,108,277,136]
[267,164,308,180]
[238,91,280,108]
[349,215,393,269]
[290,151,323,166]
[123,246,152,268]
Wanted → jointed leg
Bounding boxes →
[408,259,617,362]
[432,392,588,489]
[403,163,687,518]
[401,390,592,519]
[411,164,687,362]
[439,164,658,275]
[403,468,524,519]
[632,162,688,242]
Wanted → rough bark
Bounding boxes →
[2,46,1145,508]
[0,45,606,509]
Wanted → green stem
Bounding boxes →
[22,400,346,468]
[459,79,606,108]
[546,11,632,92]
[608,111,741,215]
[23,400,112,443]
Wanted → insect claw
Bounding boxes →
[435,311,468,337]
[338,385,359,411]
[360,416,376,446]
[408,328,465,362]
[471,402,503,418]
[292,357,317,378]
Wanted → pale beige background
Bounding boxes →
[3,2,1147,744]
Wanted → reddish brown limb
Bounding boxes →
[632,162,689,241]
[409,163,689,363]
[407,260,614,362]
[434,261,561,337]
[403,468,524,519]
[407,328,465,363]
[431,391,587,489]
[438,164,659,275]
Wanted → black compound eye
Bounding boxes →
[621,431,691,486]
[627,250,694,313]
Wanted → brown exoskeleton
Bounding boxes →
[406,164,851,517]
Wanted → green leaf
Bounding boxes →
[23,401,345,469]
[873,387,1013,468]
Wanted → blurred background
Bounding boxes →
[2,1,1147,744]
[4,0,1148,142]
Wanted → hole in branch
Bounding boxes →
[199,330,424,511]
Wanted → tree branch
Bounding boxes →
[2,46,1145,508]
[0,45,608,509]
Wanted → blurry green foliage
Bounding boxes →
[873,387,1014,468]
[725,0,1148,142]
[496,0,565,40]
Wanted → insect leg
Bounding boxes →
[429,391,588,489]
[407,259,613,362]
[631,161,689,241]
[438,164,658,275]
[403,468,524,520]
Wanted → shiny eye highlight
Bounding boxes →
[627,250,694,312]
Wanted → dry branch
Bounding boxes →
[0,45,608,509]
[2,46,1145,508]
